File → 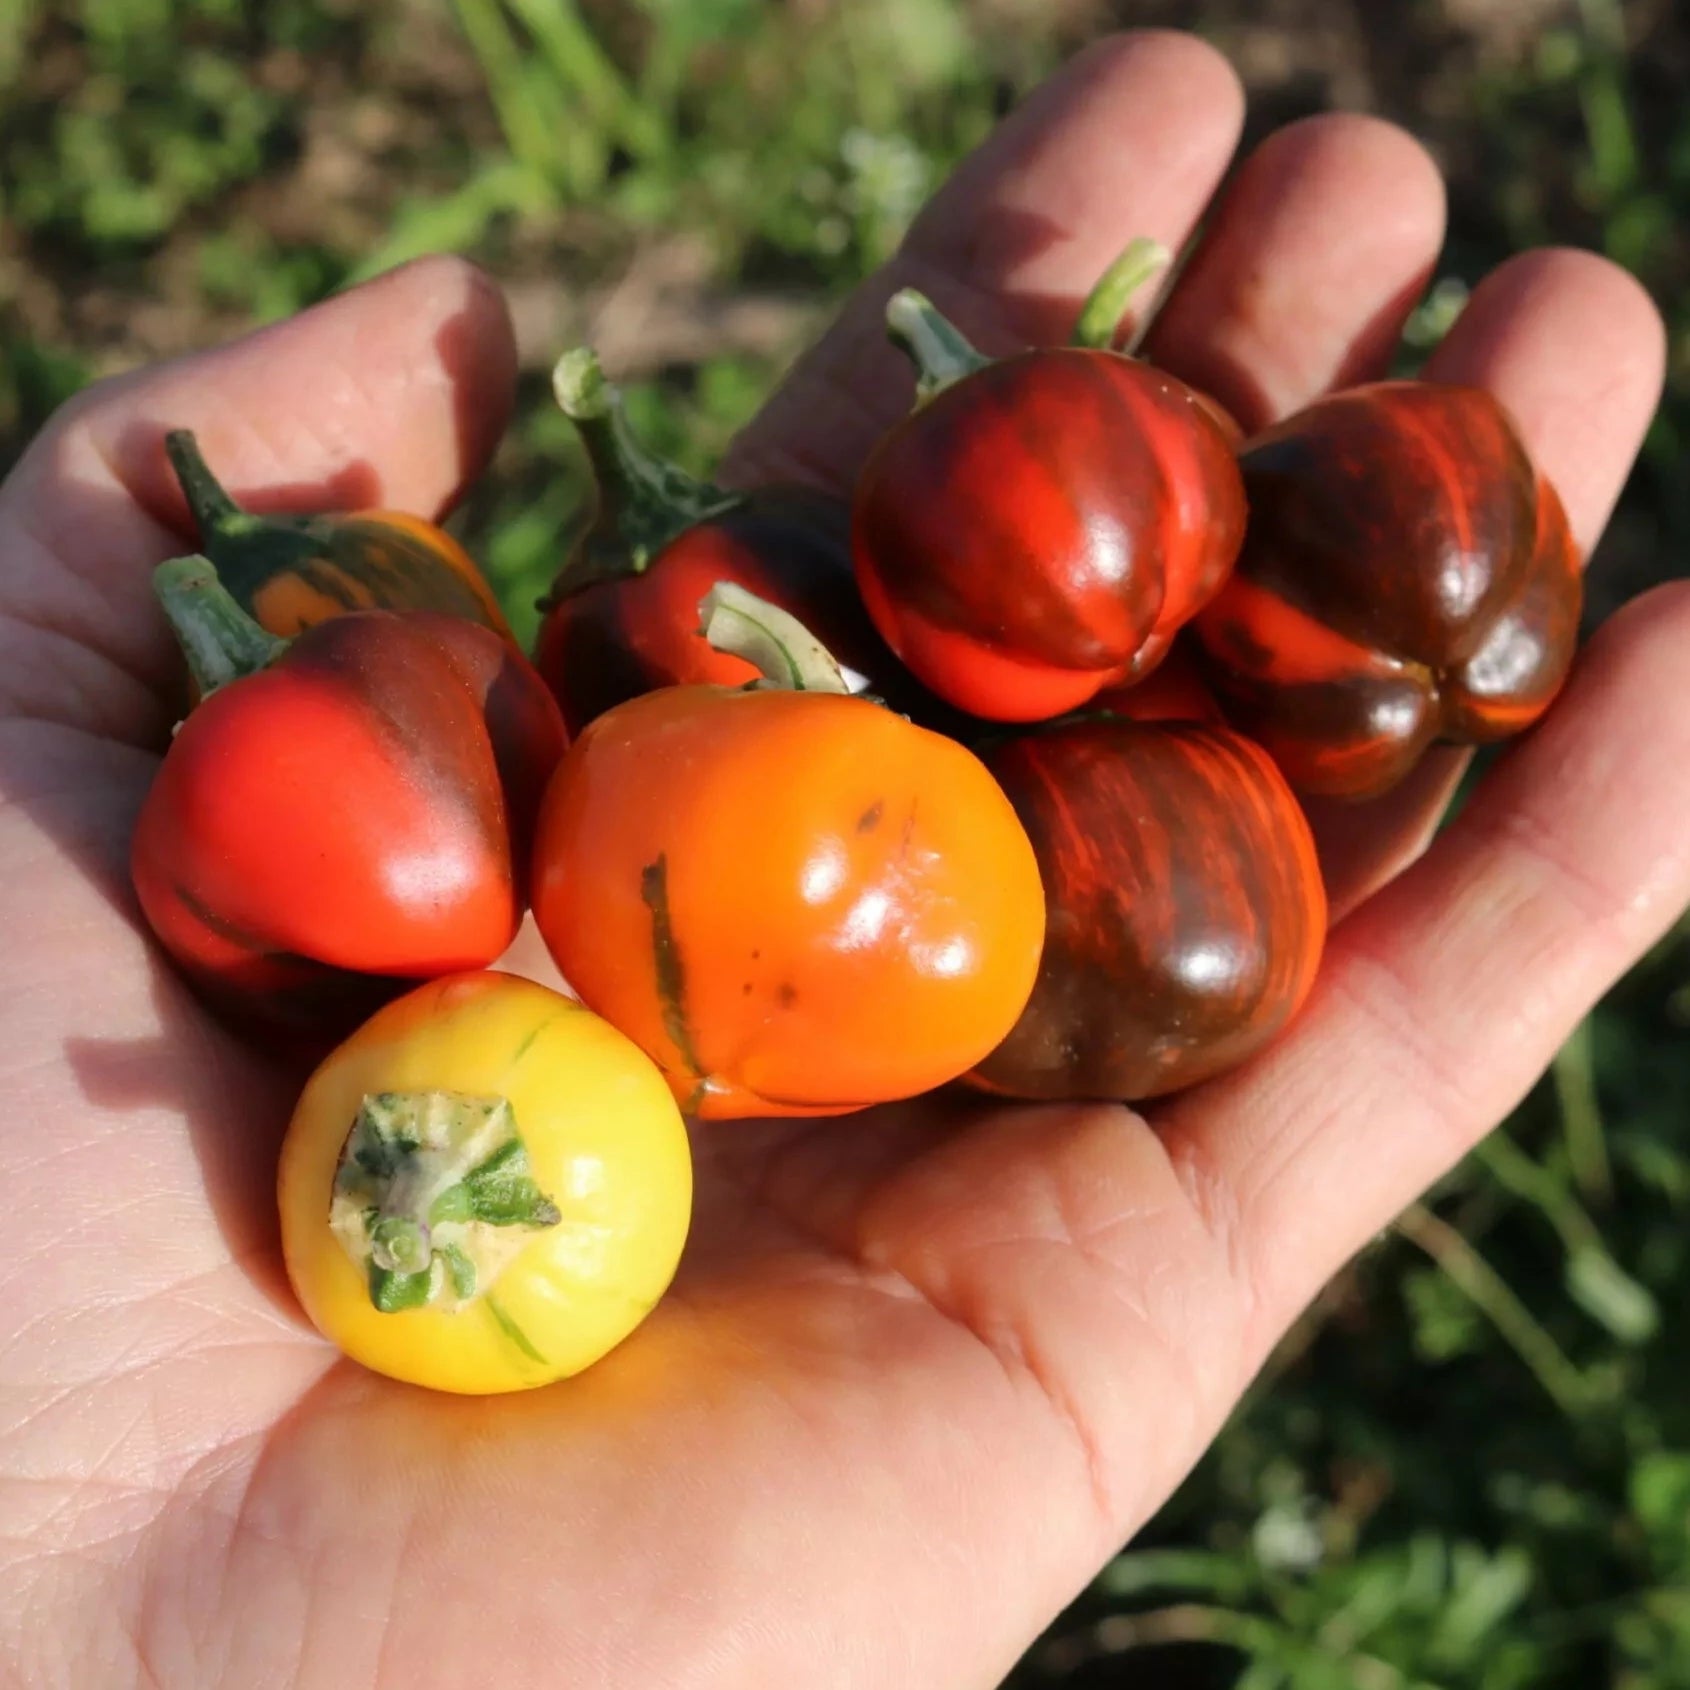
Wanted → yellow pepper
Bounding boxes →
[278,970,692,1394]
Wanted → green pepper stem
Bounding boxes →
[884,290,993,403]
[546,347,739,603]
[699,582,849,694]
[370,1216,433,1276]
[152,555,288,697]
[164,429,260,538]
[1070,237,1172,353]
[330,1091,562,1320]
[883,242,1170,406]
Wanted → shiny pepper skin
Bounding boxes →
[531,682,1046,1119]
[1193,381,1582,801]
[968,716,1326,1102]
[851,275,1247,723]
[131,558,567,1034]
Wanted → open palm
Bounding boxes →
[0,33,1675,1689]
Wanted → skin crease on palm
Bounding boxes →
[0,28,1673,1689]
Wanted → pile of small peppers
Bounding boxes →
[133,239,1582,1394]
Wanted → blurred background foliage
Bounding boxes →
[2,1,1688,1683]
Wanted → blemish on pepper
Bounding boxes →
[171,879,286,957]
[897,801,919,860]
[641,853,706,1078]
[509,1019,550,1065]
[856,800,884,833]
[485,1294,548,1365]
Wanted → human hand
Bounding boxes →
[0,31,1669,1689]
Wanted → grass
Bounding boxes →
[4,2,1690,1684]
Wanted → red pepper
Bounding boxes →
[1193,381,1582,800]
[130,557,567,1034]
[967,712,1326,1102]
[851,240,1247,723]
[533,351,957,738]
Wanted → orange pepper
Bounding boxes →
[530,586,1046,1118]
[163,428,512,641]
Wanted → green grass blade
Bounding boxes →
[450,0,576,187]
[504,0,667,162]
[1552,1018,1612,1202]
[1396,1203,1597,1422]
[1095,1548,1258,1603]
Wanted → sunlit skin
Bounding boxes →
[531,684,1045,1117]
[1194,380,1582,800]
[130,583,567,1033]
[165,426,514,639]
[0,33,1671,1690]
[853,325,1246,723]
[279,971,693,1395]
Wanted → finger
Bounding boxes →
[1304,748,1469,924]
[723,31,1245,492]
[1145,113,1446,433]
[1311,249,1667,917]
[1126,114,1452,921]
[1159,576,1689,1353]
[1424,247,1661,549]
[0,256,517,737]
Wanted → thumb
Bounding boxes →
[0,255,518,741]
